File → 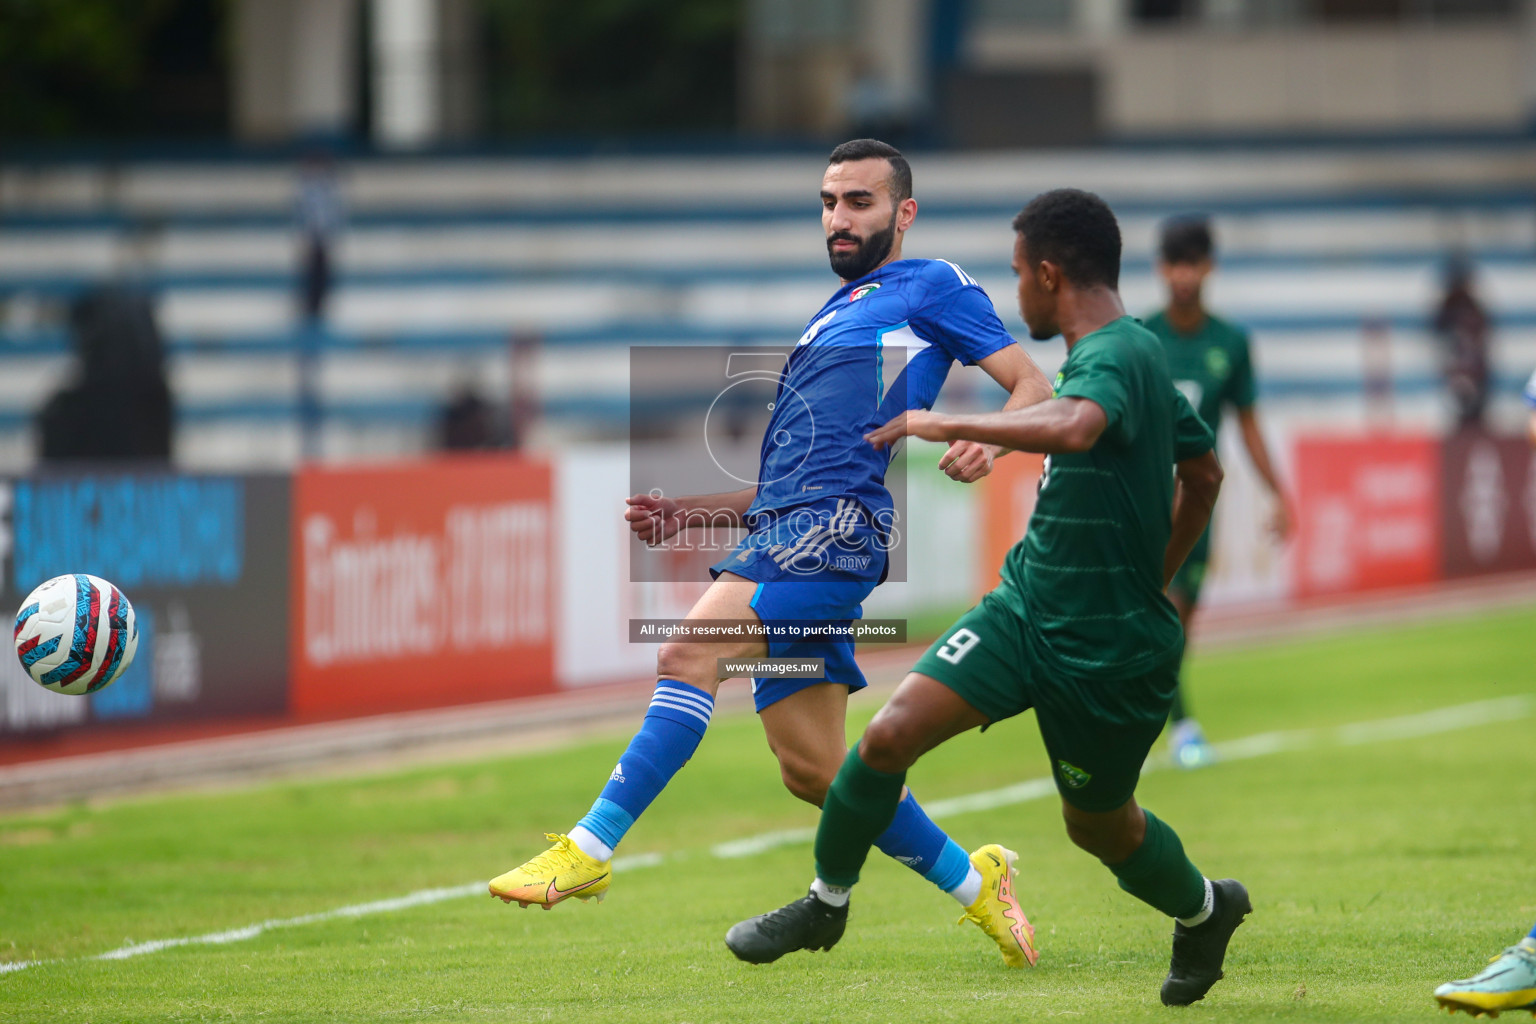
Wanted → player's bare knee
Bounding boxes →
[857,714,921,774]
[776,754,833,806]
[655,642,714,686]
[1063,817,1109,857]
[1062,804,1140,861]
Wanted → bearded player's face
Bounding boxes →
[821,158,903,282]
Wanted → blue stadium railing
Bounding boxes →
[2,247,1534,299]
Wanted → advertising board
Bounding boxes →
[1440,431,1536,578]
[290,455,556,716]
[0,471,291,741]
[1292,435,1440,599]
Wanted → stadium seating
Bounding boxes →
[1,144,1533,469]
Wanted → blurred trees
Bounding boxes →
[0,0,740,143]
[479,0,742,137]
[0,0,228,140]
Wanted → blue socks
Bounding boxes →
[1527,920,1536,942]
[570,680,970,901]
[874,791,973,894]
[574,680,714,853]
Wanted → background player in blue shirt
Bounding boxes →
[491,139,1053,967]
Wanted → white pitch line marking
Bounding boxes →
[3,693,1529,976]
[713,827,816,859]
[1334,695,1530,746]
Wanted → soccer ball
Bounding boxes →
[13,574,139,695]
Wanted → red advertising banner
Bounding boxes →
[1441,431,1536,578]
[1292,434,1440,599]
[291,455,556,717]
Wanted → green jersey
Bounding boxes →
[1002,316,1215,679]
[1143,309,1255,438]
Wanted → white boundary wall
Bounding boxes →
[552,437,1295,689]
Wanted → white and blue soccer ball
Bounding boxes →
[13,574,139,695]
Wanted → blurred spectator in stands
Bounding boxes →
[296,152,343,324]
[1433,255,1490,431]
[440,380,498,451]
[38,285,173,462]
[295,152,342,459]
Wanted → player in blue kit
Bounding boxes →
[490,139,1054,966]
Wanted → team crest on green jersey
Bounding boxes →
[1204,347,1231,380]
[1057,760,1092,789]
[850,283,881,301]
[1052,371,1065,397]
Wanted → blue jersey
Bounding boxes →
[746,258,1015,526]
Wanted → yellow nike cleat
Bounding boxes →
[958,844,1039,968]
[489,833,611,909]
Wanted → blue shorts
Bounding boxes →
[709,497,886,713]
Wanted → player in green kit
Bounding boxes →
[726,189,1250,1006]
[1144,216,1289,769]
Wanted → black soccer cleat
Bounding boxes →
[1160,878,1252,1006]
[725,890,849,965]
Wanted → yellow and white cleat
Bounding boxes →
[489,833,611,909]
[958,843,1039,968]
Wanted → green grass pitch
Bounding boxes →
[3,605,1535,1023]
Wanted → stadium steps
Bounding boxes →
[2,144,1534,467]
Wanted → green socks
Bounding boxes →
[814,748,906,887]
[816,751,1205,919]
[1106,808,1206,919]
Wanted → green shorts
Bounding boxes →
[912,584,1180,813]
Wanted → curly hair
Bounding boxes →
[1011,188,1121,289]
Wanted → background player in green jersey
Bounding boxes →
[1144,216,1290,769]
[726,189,1250,1007]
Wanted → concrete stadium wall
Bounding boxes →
[972,23,1533,135]
[4,144,1533,474]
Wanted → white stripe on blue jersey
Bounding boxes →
[747,258,1014,524]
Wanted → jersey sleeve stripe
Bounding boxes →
[937,259,978,288]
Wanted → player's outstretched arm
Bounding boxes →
[938,346,1057,483]
[1163,449,1224,588]
[865,397,1107,457]
[624,486,756,545]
